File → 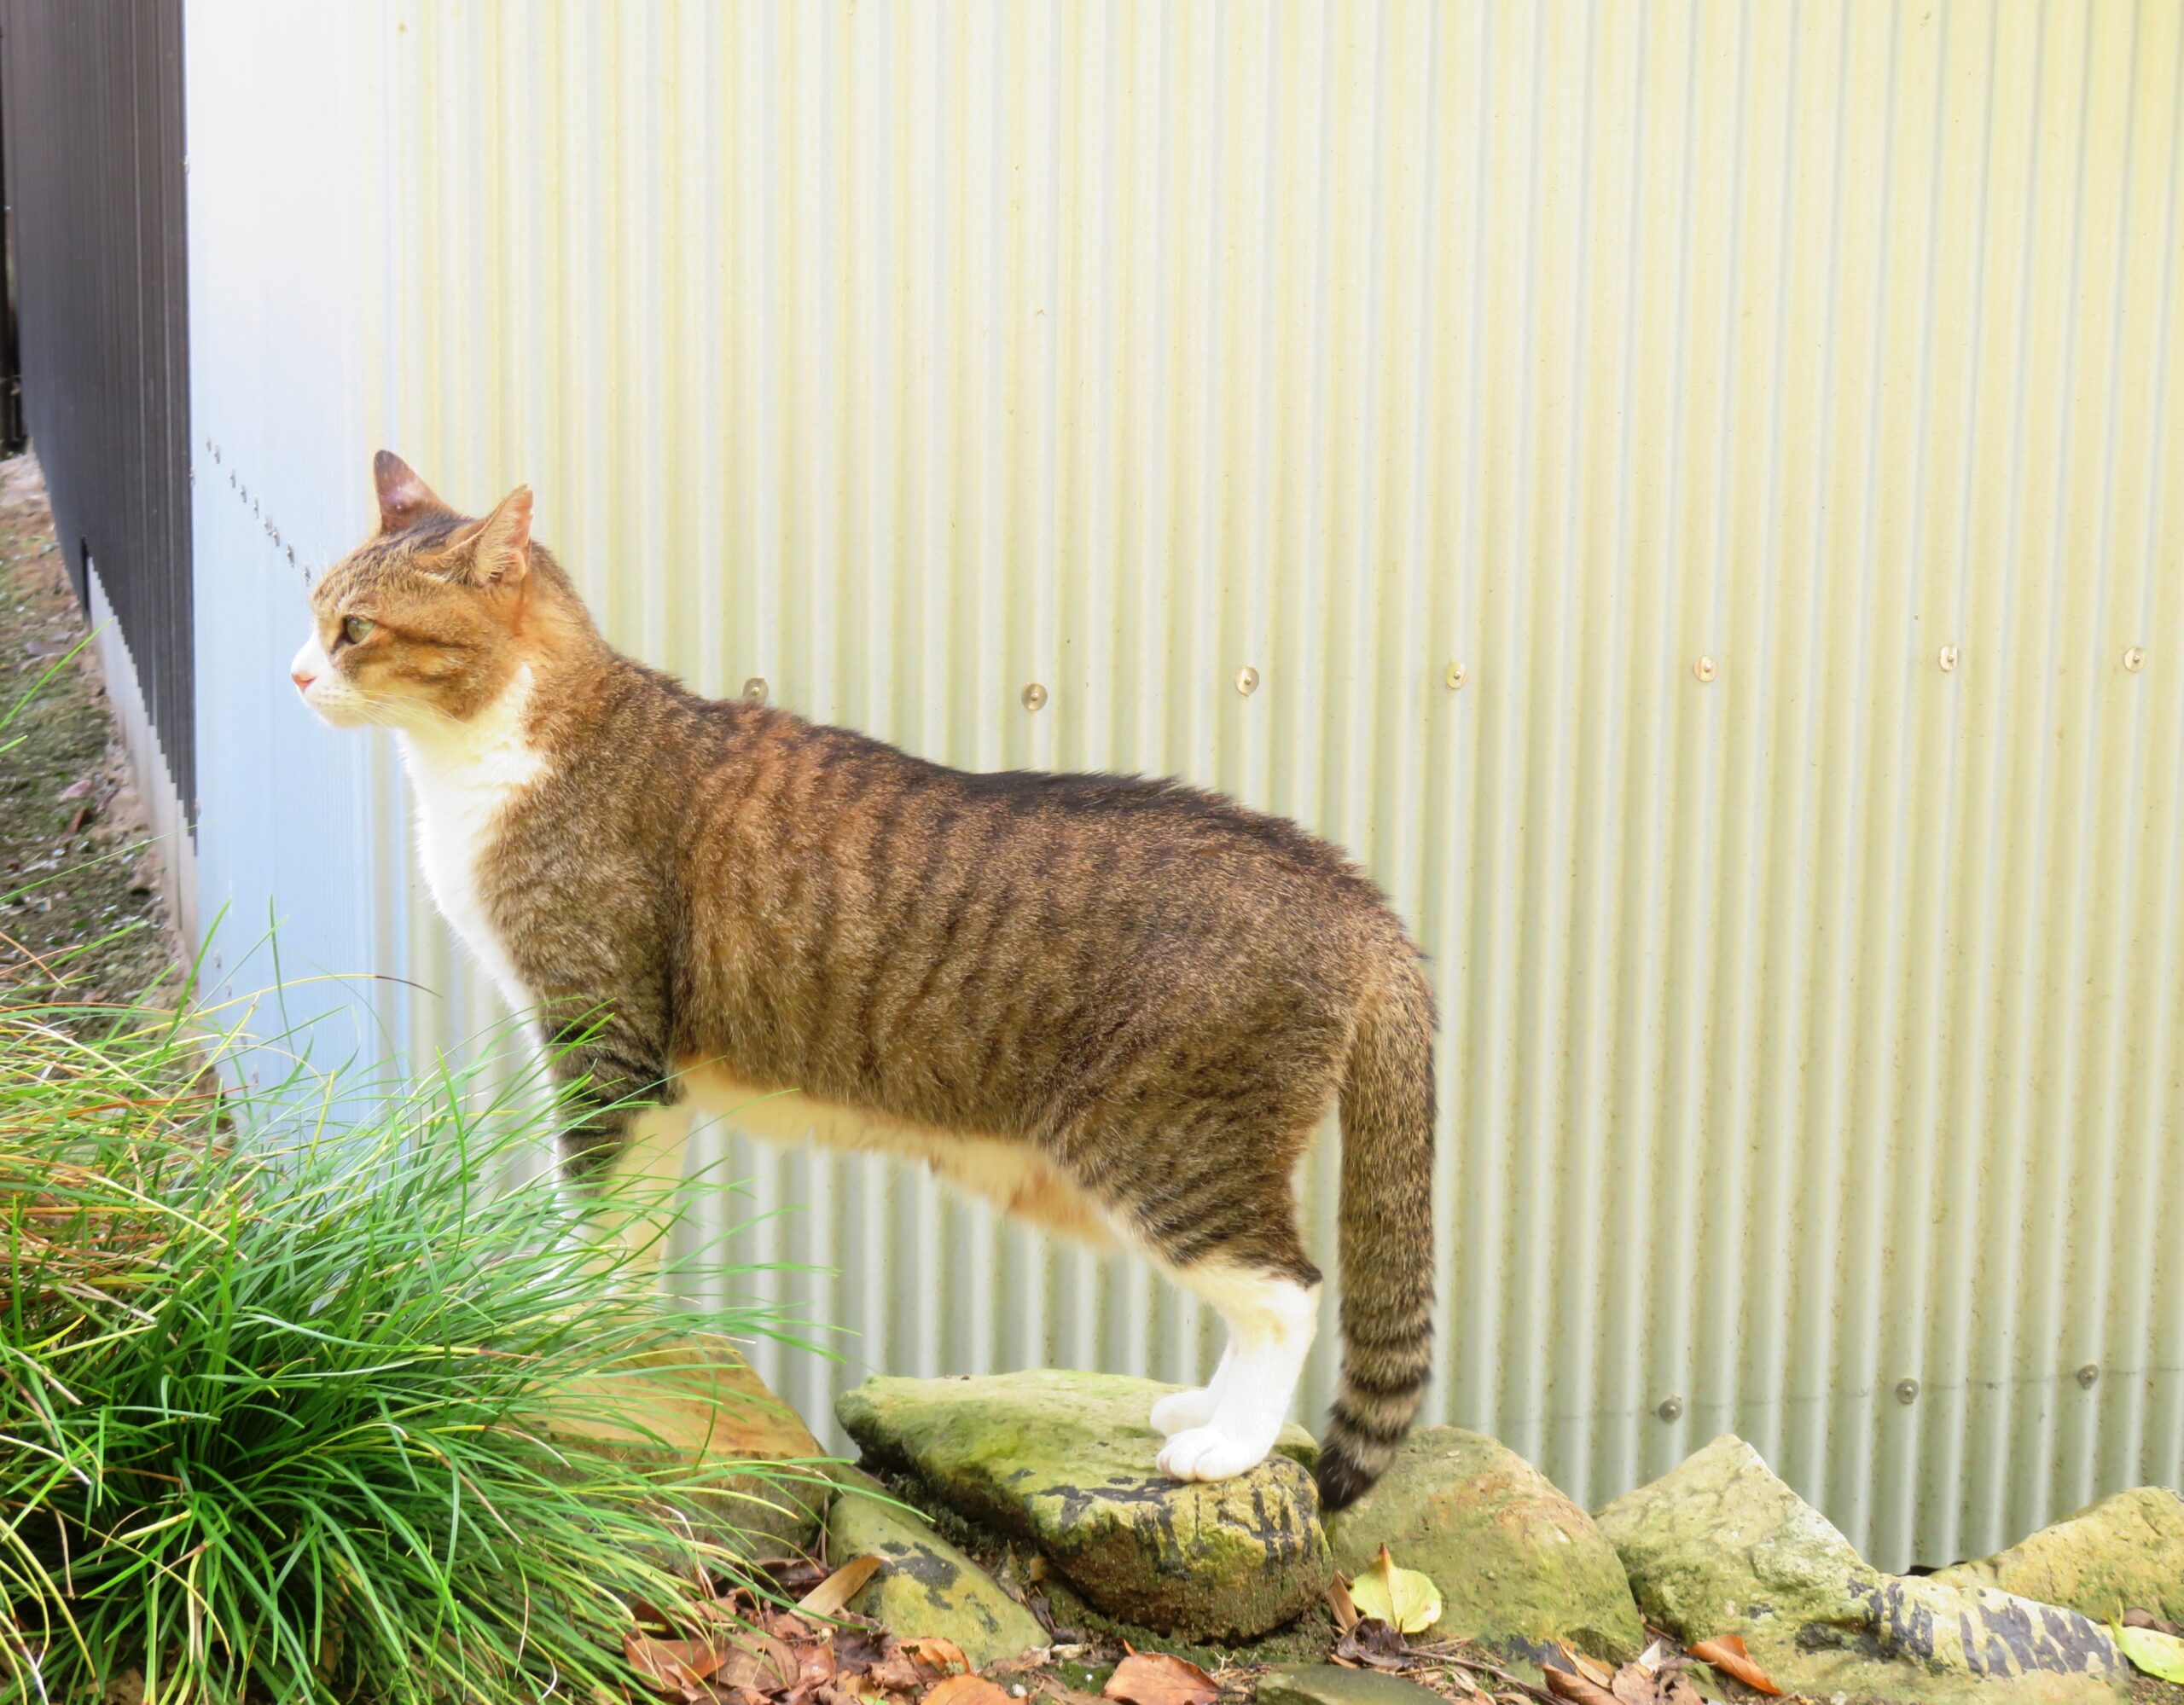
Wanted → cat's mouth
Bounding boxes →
[300,687,374,729]
[289,637,375,728]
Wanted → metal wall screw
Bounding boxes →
[1021,681,1048,711]
[1938,645,1959,672]
[2123,647,2146,673]
[1896,1377,1920,1405]
[1693,655,1718,684]
[741,677,769,705]
[2076,1363,2100,1389]
[1234,665,1260,696]
[1656,1395,1684,1423]
[1445,661,1467,691]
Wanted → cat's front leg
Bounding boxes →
[546,1015,684,1273]
[548,1013,672,1175]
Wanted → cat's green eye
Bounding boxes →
[341,615,376,646]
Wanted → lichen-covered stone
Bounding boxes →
[835,1370,1327,1640]
[1324,1427,1642,1662]
[1257,1666,1448,1705]
[1596,1435,2129,1705]
[828,1469,1048,1667]
[540,1335,833,1559]
[1933,1487,2184,1626]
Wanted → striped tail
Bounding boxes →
[1316,955,1438,1511]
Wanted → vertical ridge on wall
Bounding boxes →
[183,0,2184,1569]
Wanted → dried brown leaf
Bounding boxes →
[1101,1651,1220,1705]
[831,1629,897,1674]
[925,1677,1014,1705]
[1326,1575,1361,1634]
[1542,1666,1618,1705]
[799,1555,886,1619]
[1607,1666,1653,1705]
[714,1633,801,1695]
[1037,1684,1110,1705]
[624,1630,723,1702]
[1685,1636,1782,1698]
[867,1654,928,1696]
[796,1641,841,1692]
[1560,1646,1615,1689]
[1333,1620,1413,1672]
[901,1638,971,1681]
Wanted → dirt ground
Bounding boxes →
[0,452,180,1004]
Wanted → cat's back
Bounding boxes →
[704,705,1384,916]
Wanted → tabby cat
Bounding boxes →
[290,453,1438,1507]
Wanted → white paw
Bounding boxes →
[1150,1386,1220,1437]
[1156,1425,1270,1482]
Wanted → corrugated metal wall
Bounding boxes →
[2,0,194,815]
[183,0,2184,1571]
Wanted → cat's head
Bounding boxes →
[291,452,567,733]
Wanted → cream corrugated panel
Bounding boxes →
[183,0,2184,1569]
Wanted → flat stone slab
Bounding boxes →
[1597,1435,2129,1705]
[1257,1666,1447,1705]
[836,1369,1327,1641]
[1933,1487,2184,1627]
[1325,1426,1643,1662]
[540,1334,832,1559]
[828,1468,1048,1667]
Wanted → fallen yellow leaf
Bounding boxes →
[797,1553,886,1618]
[2115,1622,2184,1685]
[1346,1542,1443,1635]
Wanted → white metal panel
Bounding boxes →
[183,0,2184,1569]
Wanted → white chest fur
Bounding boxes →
[396,667,548,1013]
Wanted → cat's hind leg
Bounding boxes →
[1152,1261,1320,1482]
[1060,1100,1324,1482]
[1149,1338,1237,1436]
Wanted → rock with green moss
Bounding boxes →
[1324,1427,1642,1663]
[827,1469,1048,1667]
[1257,1666,1448,1705]
[1596,1435,2129,1705]
[1932,1487,2184,1626]
[835,1370,1327,1640]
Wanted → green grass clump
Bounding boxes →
[0,992,828,1704]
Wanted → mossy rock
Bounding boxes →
[1932,1487,2184,1627]
[836,1370,1327,1641]
[1324,1426,1642,1663]
[1257,1666,1448,1705]
[1596,1435,2129,1705]
[828,1468,1048,1667]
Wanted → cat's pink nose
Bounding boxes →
[291,670,315,692]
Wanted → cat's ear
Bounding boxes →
[373,449,450,532]
[440,485,533,588]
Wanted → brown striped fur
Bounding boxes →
[292,453,1438,1505]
